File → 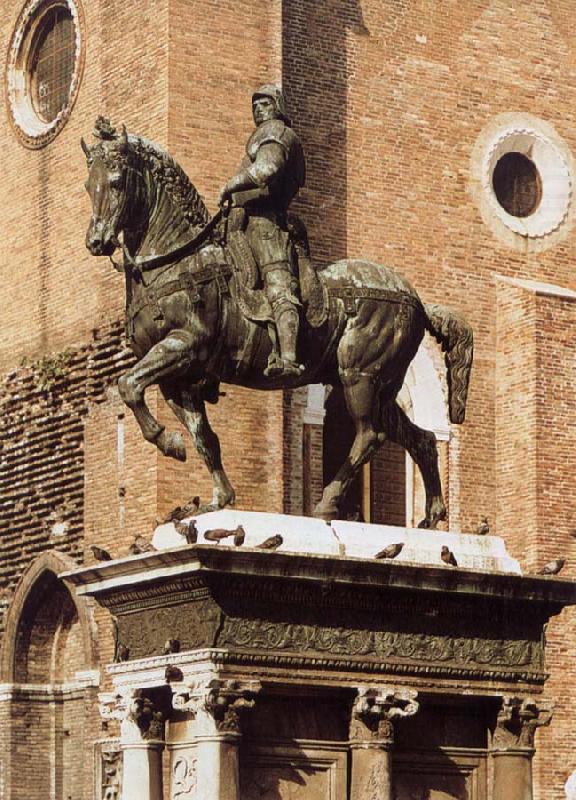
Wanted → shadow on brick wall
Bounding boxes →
[283,0,368,267]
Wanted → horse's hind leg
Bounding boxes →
[117,330,196,461]
[383,401,446,529]
[314,376,385,519]
[161,381,235,511]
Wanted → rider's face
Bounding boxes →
[252,96,277,125]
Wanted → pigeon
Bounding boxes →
[538,559,565,576]
[163,639,181,655]
[233,526,246,546]
[116,644,130,662]
[204,526,238,542]
[441,546,458,567]
[128,534,156,555]
[476,516,490,535]
[175,519,198,544]
[160,496,201,525]
[375,543,404,560]
[165,665,184,683]
[256,534,283,550]
[90,545,112,562]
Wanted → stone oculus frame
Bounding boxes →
[6,0,85,148]
[63,544,576,800]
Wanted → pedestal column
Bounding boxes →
[491,696,553,800]
[349,686,419,800]
[100,688,168,800]
[170,679,261,800]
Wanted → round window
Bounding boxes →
[471,115,573,247]
[492,152,542,218]
[6,0,85,148]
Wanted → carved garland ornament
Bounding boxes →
[218,616,542,671]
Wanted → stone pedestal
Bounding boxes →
[349,687,418,800]
[491,696,553,800]
[62,514,575,800]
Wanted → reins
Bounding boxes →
[117,208,224,275]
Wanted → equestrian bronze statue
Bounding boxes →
[82,101,473,528]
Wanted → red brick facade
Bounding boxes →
[0,1,576,798]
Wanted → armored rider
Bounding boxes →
[218,85,306,377]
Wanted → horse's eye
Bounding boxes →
[109,174,123,189]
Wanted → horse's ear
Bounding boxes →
[118,124,128,148]
[80,137,91,160]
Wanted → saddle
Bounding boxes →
[226,212,328,328]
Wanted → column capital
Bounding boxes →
[171,678,262,735]
[493,696,553,752]
[350,686,419,748]
[99,687,168,744]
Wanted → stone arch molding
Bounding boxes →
[0,549,98,683]
[398,341,450,441]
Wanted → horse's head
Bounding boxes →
[82,117,145,257]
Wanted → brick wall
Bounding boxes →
[1,1,576,798]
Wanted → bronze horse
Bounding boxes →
[82,121,473,527]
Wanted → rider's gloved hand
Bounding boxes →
[217,184,232,207]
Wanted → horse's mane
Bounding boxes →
[130,134,210,229]
[90,118,210,231]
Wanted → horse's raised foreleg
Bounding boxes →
[117,330,196,461]
[161,382,235,511]
[383,401,446,529]
[314,376,385,519]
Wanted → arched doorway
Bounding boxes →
[0,551,99,800]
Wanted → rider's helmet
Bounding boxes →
[252,84,291,126]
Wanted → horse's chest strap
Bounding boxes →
[127,263,232,322]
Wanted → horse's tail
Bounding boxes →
[423,303,473,424]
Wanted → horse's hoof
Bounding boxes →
[158,431,187,462]
[417,518,431,529]
[313,502,339,521]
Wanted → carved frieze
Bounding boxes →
[493,696,553,750]
[217,616,543,675]
[115,599,221,660]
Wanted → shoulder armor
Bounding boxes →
[246,119,290,160]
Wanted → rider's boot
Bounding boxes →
[267,304,304,377]
[263,267,304,377]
